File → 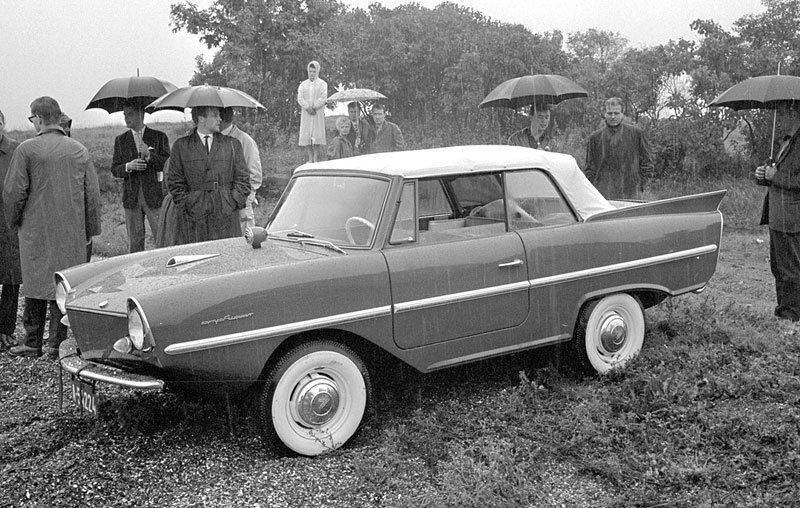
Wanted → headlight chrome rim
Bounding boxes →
[54,272,73,314]
[127,297,154,352]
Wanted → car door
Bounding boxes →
[383,175,529,350]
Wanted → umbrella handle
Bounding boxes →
[770,108,777,162]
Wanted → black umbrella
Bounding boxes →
[479,74,588,110]
[86,76,181,113]
[710,74,800,159]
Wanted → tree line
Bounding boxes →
[170,0,800,178]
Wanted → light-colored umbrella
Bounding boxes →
[146,84,265,112]
[86,76,180,113]
[327,88,387,103]
[479,74,588,110]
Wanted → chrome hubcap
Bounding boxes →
[296,374,340,427]
[599,313,627,353]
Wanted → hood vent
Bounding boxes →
[166,253,220,268]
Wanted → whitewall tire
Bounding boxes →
[574,294,645,374]
[260,341,371,456]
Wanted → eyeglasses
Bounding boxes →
[28,115,38,123]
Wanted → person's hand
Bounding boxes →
[764,165,777,181]
[754,165,767,180]
[126,159,147,172]
[307,107,316,115]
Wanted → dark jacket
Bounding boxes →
[346,118,373,154]
[167,130,250,243]
[585,121,653,199]
[759,128,800,232]
[0,134,22,285]
[327,135,354,160]
[110,127,169,209]
[369,121,405,153]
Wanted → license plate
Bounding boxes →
[70,376,97,415]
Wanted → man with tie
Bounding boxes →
[167,106,250,244]
[110,99,170,252]
[755,104,800,322]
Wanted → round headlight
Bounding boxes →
[128,308,146,350]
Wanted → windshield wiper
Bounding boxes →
[299,238,347,255]
[269,229,315,239]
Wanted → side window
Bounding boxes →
[505,170,576,230]
[390,181,416,244]
[419,172,507,244]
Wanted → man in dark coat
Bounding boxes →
[110,100,169,252]
[0,108,21,350]
[585,97,653,199]
[346,102,373,154]
[167,106,250,244]
[369,104,405,153]
[3,97,101,359]
[507,103,555,151]
[755,105,800,322]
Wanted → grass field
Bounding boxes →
[2,124,797,507]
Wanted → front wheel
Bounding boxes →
[260,341,371,456]
[573,294,645,374]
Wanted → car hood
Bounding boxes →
[65,237,331,312]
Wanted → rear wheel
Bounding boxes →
[260,341,371,456]
[573,294,645,374]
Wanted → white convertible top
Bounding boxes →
[295,145,615,219]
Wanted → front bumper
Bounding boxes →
[59,337,165,391]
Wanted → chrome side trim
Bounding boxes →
[393,281,530,314]
[426,333,570,371]
[528,244,718,289]
[165,305,392,355]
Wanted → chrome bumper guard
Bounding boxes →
[59,337,165,391]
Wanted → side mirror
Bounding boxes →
[244,226,267,248]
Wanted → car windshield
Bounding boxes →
[268,175,390,247]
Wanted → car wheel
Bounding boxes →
[260,341,371,456]
[573,293,644,375]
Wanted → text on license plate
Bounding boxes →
[70,376,97,415]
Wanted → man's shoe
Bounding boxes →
[9,344,42,358]
[43,346,60,361]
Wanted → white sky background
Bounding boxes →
[0,0,764,130]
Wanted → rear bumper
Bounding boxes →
[59,337,165,391]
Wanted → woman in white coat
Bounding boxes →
[297,60,328,163]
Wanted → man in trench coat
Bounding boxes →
[0,108,21,349]
[167,105,250,244]
[3,97,101,359]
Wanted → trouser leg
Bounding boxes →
[125,203,146,253]
[45,300,67,350]
[769,228,800,321]
[21,297,48,349]
[0,284,20,336]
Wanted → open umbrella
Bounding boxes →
[710,74,800,159]
[146,84,265,112]
[86,76,180,113]
[327,88,386,103]
[479,74,588,110]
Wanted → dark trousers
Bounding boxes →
[769,228,800,321]
[0,284,20,336]
[21,298,67,350]
[124,187,160,253]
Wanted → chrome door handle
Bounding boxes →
[498,259,524,268]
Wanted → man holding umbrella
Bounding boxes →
[167,106,250,243]
[755,104,800,322]
[110,99,170,252]
[507,102,554,150]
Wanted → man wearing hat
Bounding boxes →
[110,99,170,252]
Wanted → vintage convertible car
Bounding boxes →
[57,145,724,456]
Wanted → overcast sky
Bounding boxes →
[0,0,764,130]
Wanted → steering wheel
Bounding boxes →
[345,216,376,246]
